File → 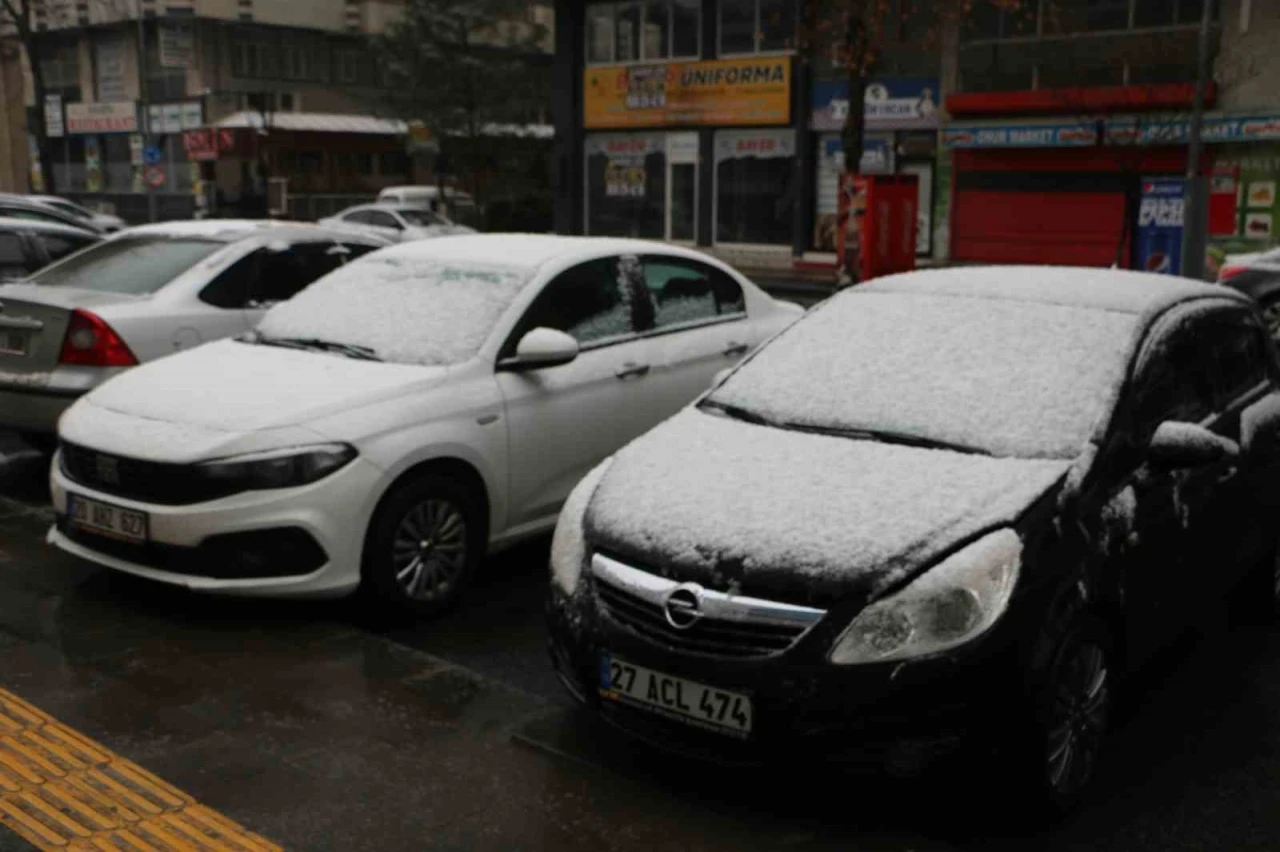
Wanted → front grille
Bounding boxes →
[591,553,825,659]
[60,441,236,505]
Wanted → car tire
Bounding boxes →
[361,472,485,618]
[1013,617,1113,820]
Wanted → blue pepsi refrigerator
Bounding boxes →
[1137,178,1185,276]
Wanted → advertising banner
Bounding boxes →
[157,21,194,69]
[811,77,940,132]
[1137,177,1185,275]
[44,94,63,138]
[584,57,790,129]
[944,113,1280,149]
[942,122,1097,148]
[66,102,138,134]
[95,38,129,103]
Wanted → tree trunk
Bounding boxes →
[836,41,869,287]
[24,27,57,194]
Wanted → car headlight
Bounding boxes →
[550,457,613,595]
[829,529,1022,665]
[196,443,357,491]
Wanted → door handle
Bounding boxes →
[615,362,651,380]
[722,342,749,358]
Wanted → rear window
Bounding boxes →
[28,236,225,294]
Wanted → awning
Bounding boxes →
[212,111,554,139]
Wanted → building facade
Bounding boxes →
[5,0,553,221]
[553,0,1280,275]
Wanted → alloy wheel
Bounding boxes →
[1045,640,1109,799]
[390,498,468,602]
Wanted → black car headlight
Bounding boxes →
[196,443,357,492]
[829,529,1022,665]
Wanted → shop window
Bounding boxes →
[1134,0,1212,27]
[585,134,665,239]
[586,0,699,63]
[38,41,80,91]
[378,151,409,178]
[719,0,795,55]
[714,129,795,245]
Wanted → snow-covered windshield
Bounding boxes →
[707,291,1142,459]
[29,237,224,294]
[254,254,529,366]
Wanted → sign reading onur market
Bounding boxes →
[811,78,940,132]
[66,101,139,134]
[584,57,790,129]
[943,113,1280,149]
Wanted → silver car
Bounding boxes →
[0,220,388,450]
[319,203,476,243]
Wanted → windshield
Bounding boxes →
[397,208,446,227]
[27,236,225,294]
[47,200,92,220]
[254,255,529,366]
[707,291,1142,459]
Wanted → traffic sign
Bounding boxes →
[143,165,166,188]
[142,146,163,166]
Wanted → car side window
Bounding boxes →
[199,251,257,309]
[367,211,402,230]
[38,233,94,264]
[1131,322,1217,442]
[0,233,30,280]
[344,211,374,225]
[642,256,746,329]
[251,243,345,304]
[509,257,643,352]
[1202,317,1269,410]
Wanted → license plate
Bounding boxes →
[67,494,148,544]
[600,653,753,737]
[0,330,27,356]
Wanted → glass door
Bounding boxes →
[666,133,698,243]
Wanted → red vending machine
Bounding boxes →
[837,173,919,283]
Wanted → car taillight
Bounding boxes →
[58,310,137,367]
[1218,265,1248,282]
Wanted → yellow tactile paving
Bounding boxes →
[0,689,282,851]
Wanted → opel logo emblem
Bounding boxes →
[95,454,120,485]
[663,585,703,630]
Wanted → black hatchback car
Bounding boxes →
[547,266,1280,814]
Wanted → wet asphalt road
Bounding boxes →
[6,425,1280,849]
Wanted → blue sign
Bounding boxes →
[142,145,163,165]
[811,77,940,132]
[942,123,1098,149]
[1137,177,1185,276]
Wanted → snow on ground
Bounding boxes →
[711,290,1141,459]
[586,409,1069,600]
[257,255,530,366]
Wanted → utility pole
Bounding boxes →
[1179,0,1214,280]
[136,1,157,222]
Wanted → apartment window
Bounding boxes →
[585,0,699,64]
[283,45,307,80]
[354,153,373,176]
[232,41,259,77]
[378,151,409,177]
[39,42,80,91]
[278,92,296,111]
[719,0,795,54]
[1134,0,1209,26]
[336,49,368,84]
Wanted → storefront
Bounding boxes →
[943,113,1280,267]
[810,77,940,257]
[580,54,794,248]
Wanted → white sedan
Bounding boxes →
[48,235,803,615]
[319,203,475,243]
[0,220,388,450]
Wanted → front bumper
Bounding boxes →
[48,452,383,598]
[547,586,1026,771]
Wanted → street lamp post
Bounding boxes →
[1179,0,1215,281]
[136,3,157,223]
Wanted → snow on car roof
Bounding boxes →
[860,265,1246,316]
[371,233,718,274]
[111,220,385,244]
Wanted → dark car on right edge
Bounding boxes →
[547,266,1280,815]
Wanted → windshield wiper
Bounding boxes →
[780,422,990,455]
[698,399,778,427]
[247,333,381,361]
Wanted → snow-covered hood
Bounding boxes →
[80,338,447,438]
[585,409,1071,605]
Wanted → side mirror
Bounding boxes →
[1148,421,1240,468]
[1242,392,1280,454]
[500,327,579,371]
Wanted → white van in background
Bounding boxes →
[376,186,478,220]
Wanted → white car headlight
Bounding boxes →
[829,529,1022,665]
[550,458,613,595]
